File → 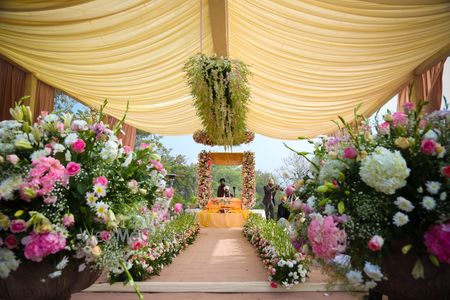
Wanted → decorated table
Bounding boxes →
[196,198,250,228]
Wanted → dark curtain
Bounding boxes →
[0,58,26,121]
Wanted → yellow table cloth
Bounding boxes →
[197,210,249,228]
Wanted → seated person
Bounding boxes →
[277,195,290,220]
[217,178,226,197]
[223,186,233,198]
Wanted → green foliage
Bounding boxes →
[211,165,242,197]
[54,89,90,114]
[184,54,251,148]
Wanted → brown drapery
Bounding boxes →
[397,59,446,112]
[105,115,137,149]
[34,80,55,118]
[0,58,26,121]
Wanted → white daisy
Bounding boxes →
[425,181,441,195]
[93,184,107,198]
[94,201,109,219]
[422,196,436,210]
[85,192,98,207]
[393,212,409,227]
[394,197,414,212]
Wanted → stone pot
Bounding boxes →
[0,254,102,300]
[370,242,450,300]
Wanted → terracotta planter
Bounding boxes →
[370,244,450,300]
[0,254,102,300]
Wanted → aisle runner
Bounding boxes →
[84,228,349,293]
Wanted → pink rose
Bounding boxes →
[285,185,295,196]
[377,122,390,135]
[368,235,384,251]
[93,176,108,186]
[100,230,112,242]
[10,219,26,233]
[421,139,437,155]
[270,282,278,288]
[442,166,450,178]
[5,234,18,249]
[71,139,86,153]
[123,145,132,155]
[174,203,183,213]
[343,147,358,159]
[139,143,149,150]
[164,187,174,199]
[150,160,164,172]
[6,154,19,165]
[62,214,75,227]
[66,162,81,176]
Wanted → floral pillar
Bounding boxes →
[242,151,256,209]
[197,150,212,208]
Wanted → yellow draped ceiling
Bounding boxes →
[0,0,449,139]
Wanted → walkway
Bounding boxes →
[73,228,364,299]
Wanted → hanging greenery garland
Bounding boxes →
[184,54,251,148]
[192,129,255,146]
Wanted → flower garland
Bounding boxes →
[196,151,212,208]
[184,54,251,148]
[109,214,200,282]
[242,151,256,208]
[192,129,255,146]
[243,214,310,288]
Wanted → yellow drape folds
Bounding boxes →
[1,1,449,139]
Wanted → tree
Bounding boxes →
[275,152,310,186]
[54,89,90,114]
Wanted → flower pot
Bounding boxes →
[371,244,450,300]
[0,254,102,300]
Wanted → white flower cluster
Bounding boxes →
[0,176,22,201]
[0,248,20,279]
[318,159,347,183]
[359,147,410,194]
[100,140,122,160]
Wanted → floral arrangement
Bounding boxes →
[109,213,199,282]
[288,101,449,290]
[241,151,256,208]
[196,151,212,208]
[192,129,255,146]
[184,54,251,148]
[0,101,171,296]
[244,214,310,288]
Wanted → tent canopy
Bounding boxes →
[1,0,449,139]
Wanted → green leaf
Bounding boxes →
[297,136,307,140]
[402,244,412,255]
[429,255,440,267]
[411,259,424,279]
[338,201,345,214]
[318,198,329,207]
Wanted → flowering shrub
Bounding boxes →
[0,101,170,286]
[289,101,449,289]
[110,214,199,282]
[241,151,256,208]
[243,214,310,288]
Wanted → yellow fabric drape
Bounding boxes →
[211,152,243,165]
[1,1,449,139]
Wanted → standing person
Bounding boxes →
[277,195,290,220]
[263,179,278,220]
[217,178,226,197]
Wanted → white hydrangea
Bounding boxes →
[394,197,414,212]
[363,262,383,281]
[318,159,347,183]
[0,248,20,279]
[306,196,316,208]
[71,120,88,131]
[346,270,363,285]
[422,196,436,210]
[100,140,119,160]
[64,133,78,146]
[425,181,441,195]
[0,176,22,201]
[30,148,51,161]
[53,143,65,154]
[324,204,336,215]
[359,147,410,195]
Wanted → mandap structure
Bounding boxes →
[197,151,256,209]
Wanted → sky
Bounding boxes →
[161,60,449,173]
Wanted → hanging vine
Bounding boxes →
[184,54,251,148]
